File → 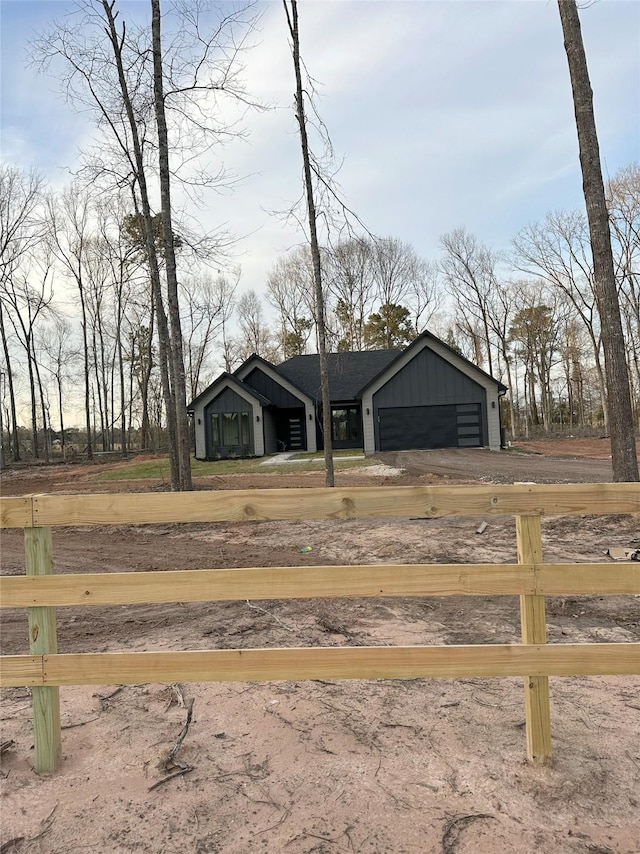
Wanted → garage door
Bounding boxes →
[377,403,482,451]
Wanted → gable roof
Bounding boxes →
[188,332,507,413]
[275,349,399,401]
[187,373,272,411]
[356,330,508,397]
[233,353,313,403]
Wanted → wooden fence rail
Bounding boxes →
[1,484,639,775]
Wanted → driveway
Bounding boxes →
[376,447,617,484]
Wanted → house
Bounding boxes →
[187,331,507,460]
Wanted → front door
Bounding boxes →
[275,407,306,452]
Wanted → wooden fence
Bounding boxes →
[1,483,639,774]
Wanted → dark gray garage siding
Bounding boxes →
[373,347,486,450]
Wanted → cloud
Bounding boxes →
[1,0,638,294]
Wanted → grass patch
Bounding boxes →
[95,454,375,481]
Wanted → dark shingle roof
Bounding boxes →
[275,350,399,401]
[187,373,272,410]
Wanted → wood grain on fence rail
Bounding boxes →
[2,562,638,608]
[0,564,536,606]
[2,643,638,688]
[2,483,638,529]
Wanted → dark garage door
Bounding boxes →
[378,403,482,451]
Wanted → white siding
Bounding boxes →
[361,393,376,454]
[194,410,207,459]
[305,402,317,453]
[253,406,265,456]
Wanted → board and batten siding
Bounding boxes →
[361,339,502,453]
[193,382,265,459]
[235,360,317,453]
[243,368,303,409]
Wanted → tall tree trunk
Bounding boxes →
[57,373,65,458]
[283,0,334,486]
[558,0,638,480]
[33,348,50,463]
[91,327,106,451]
[26,334,39,458]
[0,301,19,461]
[151,0,192,490]
[117,293,127,456]
[102,0,179,489]
[78,287,93,460]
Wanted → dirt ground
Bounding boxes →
[1,440,639,853]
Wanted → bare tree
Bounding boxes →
[182,270,237,398]
[440,227,498,375]
[371,237,417,310]
[410,258,441,334]
[95,192,145,456]
[1,250,54,459]
[0,165,46,461]
[508,284,565,434]
[558,0,638,481]
[283,0,334,485]
[33,0,258,487]
[46,184,97,459]
[324,237,375,351]
[607,163,640,424]
[512,210,608,432]
[266,249,315,357]
[151,0,191,489]
[100,0,180,486]
[235,290,278,363]
[39,317,78,458]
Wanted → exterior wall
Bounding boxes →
[243,368,303,408]
[262,408,278,455]
[485,388,501,449]
[194,407,207,459]
[374,348,484,407]
[362,339,502,452]
[192,381,264,458]
[305,409,317,454]
[236,359,316,453]
[372,348,486,451]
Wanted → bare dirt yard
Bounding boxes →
[1,440,639,853]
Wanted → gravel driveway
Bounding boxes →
[376,447,617,483]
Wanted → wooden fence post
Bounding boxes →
[516,513,552,764]
[25,526,61,773]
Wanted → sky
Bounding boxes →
[1,0,639,299]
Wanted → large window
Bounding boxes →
[211,411,251,452]
[331,406,360,443]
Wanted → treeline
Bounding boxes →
[243,162,640,439]
[1,161,638,465]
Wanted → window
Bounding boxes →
[222,412,239,446]
[212,410,252,451]
[332,409,349,441]
[241,411,250,445]
[331,406,360,443]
